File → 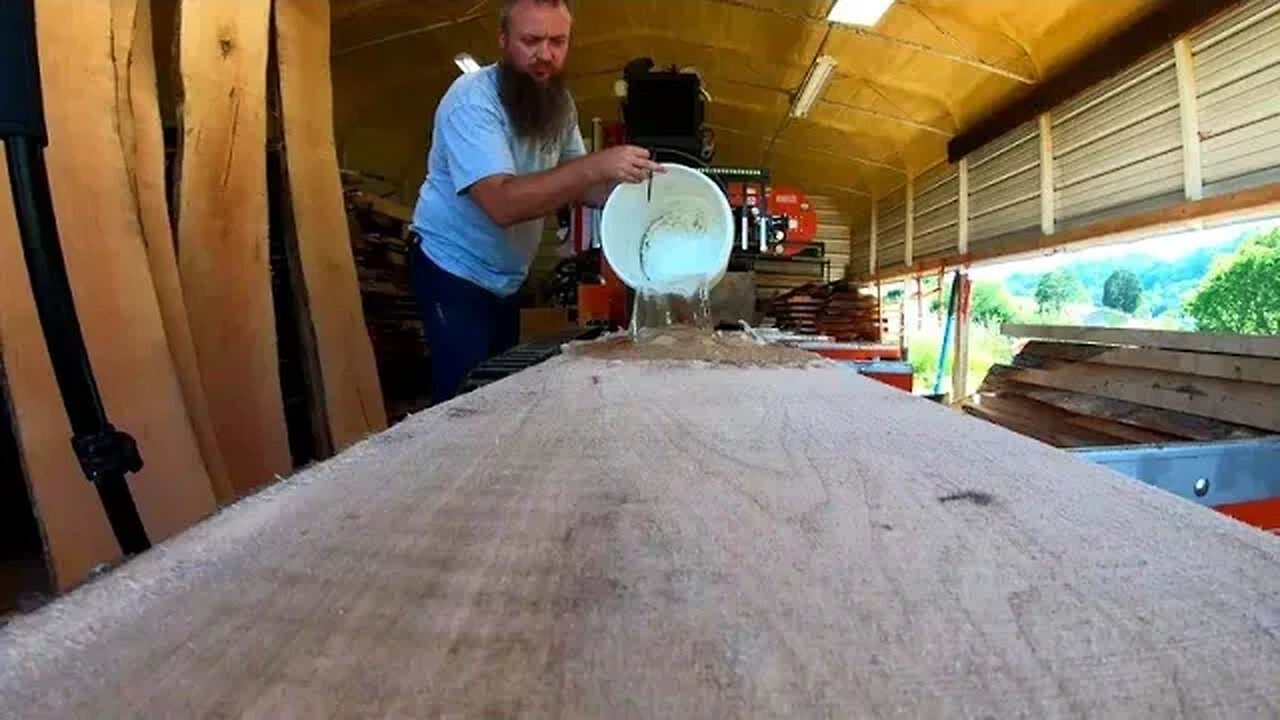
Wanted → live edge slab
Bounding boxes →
[2,352,1278,718]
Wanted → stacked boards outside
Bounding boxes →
[966,324,1279,448]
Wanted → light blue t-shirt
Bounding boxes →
[411,65,587,297]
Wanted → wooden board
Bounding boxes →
[1020,340,1280,386]
[1,357,1278,717]
[35,0,216,541]
[1009,362,1280,433]
[0,147,122,590]
[1003,323,1280,359]
[176,0,291,495]
[982,366,1263,442]
[109,0,233,504]
[275,0,386,451]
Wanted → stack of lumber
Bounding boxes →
[770,281,885,342]
[344,189,429,420]
[966,324,1280,448]
[2,353,1278,717]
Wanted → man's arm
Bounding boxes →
[469,146,660,228]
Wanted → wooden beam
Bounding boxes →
[109,0,234,504]
[276,0,387,452]
[3,355,1279,716]
[1009,363,1280,433]
[177,0,292,495]
[951,272,971,402]
[948,1,1243,161]
[868,196,878,275]
[903,176,914,267]
[1173,38,1204,201]
[1002,324,1280,359]
[1019,341,1280,386]
[1038,113,1055,235]
[34,0,217,541]
[957,157,969,255]
[0,145,123,591]
[981,365,1263,442]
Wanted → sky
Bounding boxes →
[970,218,1280,281]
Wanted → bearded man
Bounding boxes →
[409,0,659,403]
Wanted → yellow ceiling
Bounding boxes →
[330,0,1157,219]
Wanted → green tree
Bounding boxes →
[1034,270,1087,316]
[1185,229,1280,334]
[1102,269,1143,313]
[970,282,1016,327]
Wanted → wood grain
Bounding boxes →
[1009,362,1280,433]
[1,358,1278,717]
[176,0,291,495]
[110,0,234,503]
[1020,340,1280,386]
[0,147,122,590]
[1004,323,1280,359]
[34,0,216,540]
[275,0,386,451]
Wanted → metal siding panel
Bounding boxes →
[1058,149,1185,219]
[1204,113,1280,185]
[1194,0,1280,189]
[971,120,1038,166]
[971,196,1039,239]
[1049,45,1181,225]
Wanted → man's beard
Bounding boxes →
[497,59,571,143]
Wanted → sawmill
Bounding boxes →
[2,0,1280,716]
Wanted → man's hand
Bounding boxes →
[587,145,665,184]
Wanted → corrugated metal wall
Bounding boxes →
[877,185,908,270]
[1193,0,1280,195]
[967,120,1041,242]
[912,161,960,259]
[1052,48,1183,225]
[860,0,1280,278]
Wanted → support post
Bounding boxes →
[904,176,914,267]
[957,157,969,255]
[1039,113,1055,235]
[1173,38,1204,200]
[868,195,878,275]
[951,271,972,403]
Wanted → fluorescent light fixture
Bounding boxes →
[454,53,482,74]
[790,55,838,119]
[828,0,894,26]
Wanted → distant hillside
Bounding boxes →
[1005,237,1246,317]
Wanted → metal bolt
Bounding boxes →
[1193,478,1210,497]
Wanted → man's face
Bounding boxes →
[500,1,572,83]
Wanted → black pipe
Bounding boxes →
[1,0,150,554]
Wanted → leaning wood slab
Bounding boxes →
[1002,323,1280,359]
[2,356,1278,718]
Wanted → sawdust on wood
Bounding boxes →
[566,326,824,367]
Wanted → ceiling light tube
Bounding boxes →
[454,53,482,74]
[828,0,894,26]
[790,56,838,119]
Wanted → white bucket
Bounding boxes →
[601,164,734,296]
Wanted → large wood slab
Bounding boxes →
[1003,323,1280,359]
[2,356,1278,717]
[34,0,215,541]
[275,0,386,451]
[0,148,122,590]
[109,0,233,503]
[176,0,291,495]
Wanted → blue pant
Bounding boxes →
[410,247,520,404]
